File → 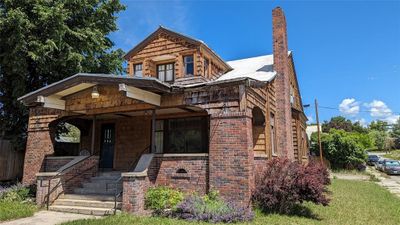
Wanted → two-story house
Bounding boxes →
[18,7,308,215]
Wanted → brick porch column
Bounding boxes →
[122,171,150,215]
[22,107,63,186]
[208,112,254,208]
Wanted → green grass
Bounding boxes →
[384,150,400,160]
[0,201,37,222]
[62,179,400,225]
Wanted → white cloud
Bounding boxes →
[365,100,399,124]
[354,118,367,127]
[307,115,314,123]
[339,98,360,116]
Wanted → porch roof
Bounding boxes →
[18,73,171,106]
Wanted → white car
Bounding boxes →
[375,159,385,171]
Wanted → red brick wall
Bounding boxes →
[148,155,208,195]
[272,7,294,159]
[22,107,63,185]
[44,157,76,172]
[208,112,254,207]
[122,175,150,214]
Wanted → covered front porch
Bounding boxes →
[19,73,257,215]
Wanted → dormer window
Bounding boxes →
[133,63,142,77]
[157,63,174,82]
[183,55,194,76]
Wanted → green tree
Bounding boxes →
[310,129,367,169]
[391,118,400,149]
[322,116,353,133]
[370,130,388,151]
[0,0,126,149]
[369,120,389,132]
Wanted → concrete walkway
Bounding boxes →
[367,167,400,198]
[0,211,99,225]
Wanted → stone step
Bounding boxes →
[82,182,122,190]
[74,187,121,195]
[49,205,120,216]
[90,176,121,181]
[60,194,121,202]
[53,198,122,209]
[97,172,122,177]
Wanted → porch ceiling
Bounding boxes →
[77,106,205,120]
[18,73,171,107]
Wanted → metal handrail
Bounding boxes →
[44,154,95,210]
[111,146,150,214]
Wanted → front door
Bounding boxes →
[100,124,115,169]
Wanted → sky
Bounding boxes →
[110,0,400,125]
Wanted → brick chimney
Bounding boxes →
[272,7,294,159]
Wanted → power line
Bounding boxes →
[317,105,400,115]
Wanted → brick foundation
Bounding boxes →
[148,154,209,195]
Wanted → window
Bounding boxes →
[153,117,208,154]
[157,63,174,82]
[154,120,164,153]
[183,55,194,76]
[270,113,277,155]
[204,58,209,77]
[133,63,142,77]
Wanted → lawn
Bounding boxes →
[0,201,37,222]
[62,179,400,225]
[384,149,400,160]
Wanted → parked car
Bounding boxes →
[376,159,385,171]
[382,160,400,175]
[367,155,380,166]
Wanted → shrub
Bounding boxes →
[311,129,367,169]
[145,186,184,213]
[0,183,32,202]
[173,192,254,223]
[252,158,330,214]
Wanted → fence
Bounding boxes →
[0,138,24,181]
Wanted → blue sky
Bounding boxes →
[110,0,400,125]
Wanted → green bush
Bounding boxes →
[311,129,367,169]
[145,186,184,213]
[0,184,31,202]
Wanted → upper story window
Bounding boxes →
[204,58,209,77]
[157,63,174,82]
[183,55,194,76]
[133,63,143,77]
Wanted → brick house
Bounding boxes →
[18,7,308,215]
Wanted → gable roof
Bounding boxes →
[123,26,232,70]
[217,54,277,82]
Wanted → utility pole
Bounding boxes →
[315,99,323,164]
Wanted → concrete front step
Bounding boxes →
[53,198,122,209]
[82,182,122,190]
[73,187,120,195]
[49,205,120,216]
[60,194,121,202]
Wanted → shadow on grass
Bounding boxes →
[259,204,322,220]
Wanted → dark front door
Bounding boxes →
[100,124,115,169]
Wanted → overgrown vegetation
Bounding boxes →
[252,158,330,214]
[384,149,400,160]
[311,129,368,169]
[0,183,36,221]
[62,180,400,225]
[144,187,253,223]
[145,186,184,214]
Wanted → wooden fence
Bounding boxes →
[0,138,24,181]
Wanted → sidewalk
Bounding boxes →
[0,211,98,225]
[367,167,400,198]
